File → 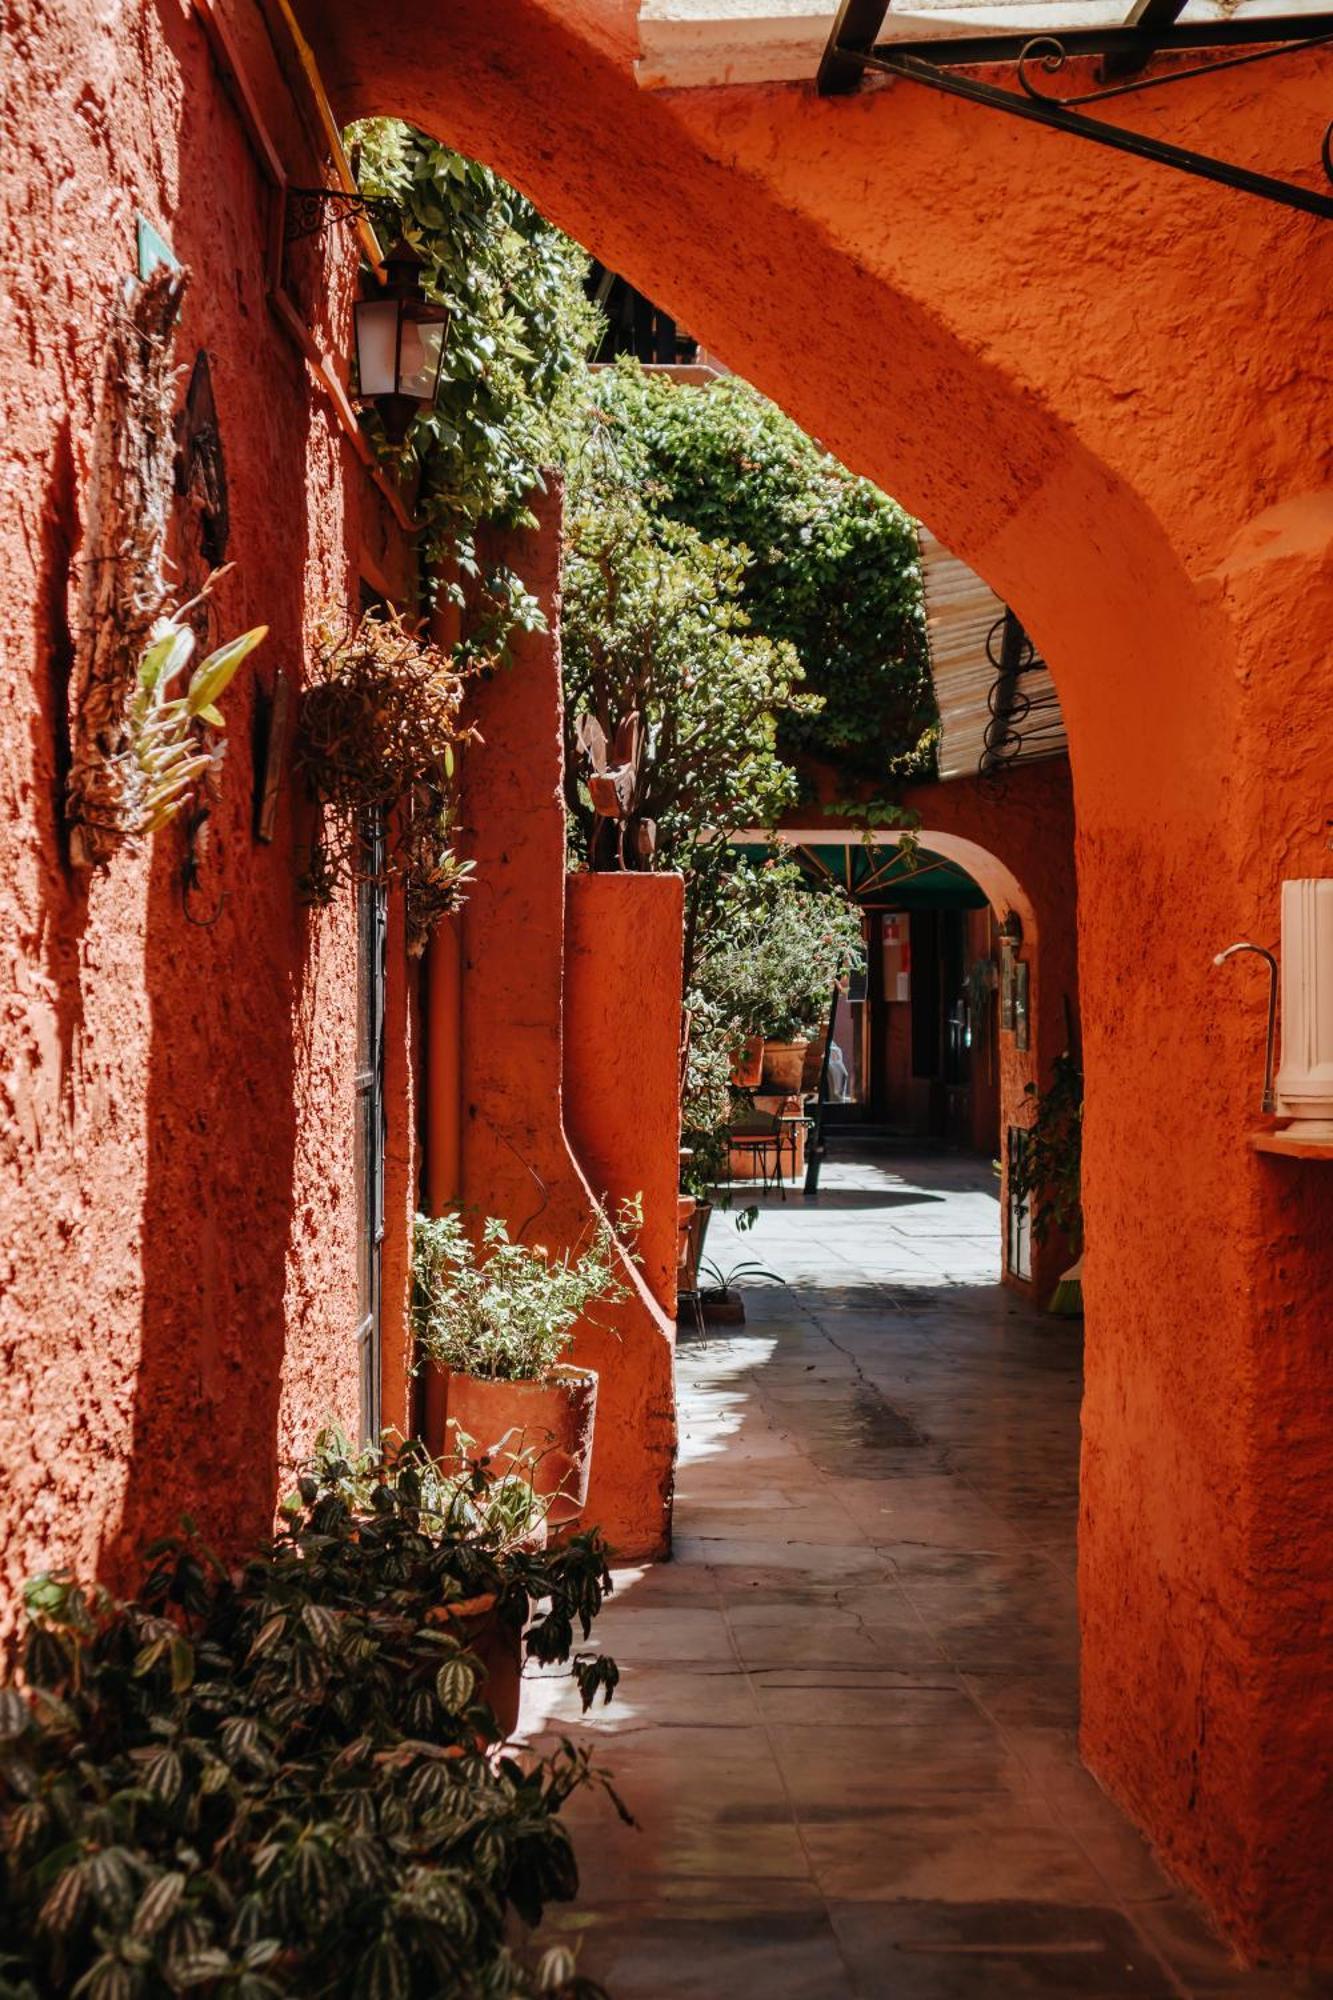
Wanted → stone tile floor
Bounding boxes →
[523,1147,1327,1997]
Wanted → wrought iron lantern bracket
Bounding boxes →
[283,186,401,245]
[818,1,1333,221]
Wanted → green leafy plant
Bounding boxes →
[0,1433,624,2000]
[559,475,819,970]
[70,570,266,859]
[1013,1047,1083,1248]
[132,595,266,832]
[695,860,865,1043]
[295,605,475,952]
[698,1255,781,1294]
[413,1215,623,1384]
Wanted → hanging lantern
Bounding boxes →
[353,237,450,445]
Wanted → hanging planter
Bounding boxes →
[730,1032,766,1088]
[295,605,476,951]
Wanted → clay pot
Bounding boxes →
[678,1197,712,1292]
[761,1038,809,1092]
[445,1364,598,1528]
[677,1194,697,1279]
[435,1591,523,1739]
[800,1039,826,1093]
[730,1033,766,1088]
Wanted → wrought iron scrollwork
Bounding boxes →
[978,611,1034,803]
[283,187,399,245]
[827,20,1333,220]
[1016,37,1068,103]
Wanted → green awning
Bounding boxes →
[736,842,987,910]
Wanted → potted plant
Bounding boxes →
[2,1433,624,1999]
[413,1211,621,1528]
[697,862,865,1094]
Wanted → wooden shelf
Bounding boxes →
[1250,1128,1333,1160]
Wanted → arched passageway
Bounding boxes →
[771,756,1081,1303]
[293,0,1333,1956]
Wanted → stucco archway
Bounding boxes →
[293,0,1333,1956]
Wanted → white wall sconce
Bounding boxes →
[1216,879,1333,1158]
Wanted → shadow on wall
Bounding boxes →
[97,259,320,1582]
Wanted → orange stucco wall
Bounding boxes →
[565,873,685,1321]
[298,0,1333,1956]
[0,2,421,1629]
[451,496,677,1559]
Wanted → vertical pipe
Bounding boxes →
[419,567,465,1450]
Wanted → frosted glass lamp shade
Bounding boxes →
[353,299,401,398]
[352,238,450,442]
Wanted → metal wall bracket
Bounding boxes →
[283,186,398,245]
[818,1,1333,221]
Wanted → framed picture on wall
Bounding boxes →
[1014,960,1030,1052]
[1000,947,1017,1033]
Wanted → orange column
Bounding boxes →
[453,487,678,1558]
[565,872,685,1319]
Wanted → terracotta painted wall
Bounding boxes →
[565,872,685,1321]
[0,0,417,1629]
[297,0,1333,1955]
[452,496,678,1560]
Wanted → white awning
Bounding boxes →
[636,0,1330,87]
[918,526,1066,780]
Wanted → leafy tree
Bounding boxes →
[579,362,935,781]
[559,475,819,975]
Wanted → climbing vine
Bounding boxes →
[348,121,602,640]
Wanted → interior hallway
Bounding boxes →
[525,1151,1320,1997]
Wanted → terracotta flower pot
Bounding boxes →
[432,1591,523,1739]
[761,1038,809,1092]
[678,1197,712,1292]
[445,1364,599,1528]
[800,1039,826,1093]
[730,1033,766,1088]
[677,1194,697,1279]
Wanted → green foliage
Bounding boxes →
[679,990,742,1202]
[577,363,935,781]
[413,1215,622,1385]
[559,475,818,969]
[695,860,865,1043]
[1013,1048,1083,1247]
[348,123,601,619]
[0,1434,623,2000]
[128,579,266,839]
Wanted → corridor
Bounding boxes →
[524,1152,1307,1998]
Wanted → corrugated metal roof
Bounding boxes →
[918,526,1067,781]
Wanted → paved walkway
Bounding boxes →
[525,1149,1317,1997]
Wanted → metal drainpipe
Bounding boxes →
[420,578,466,1449]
